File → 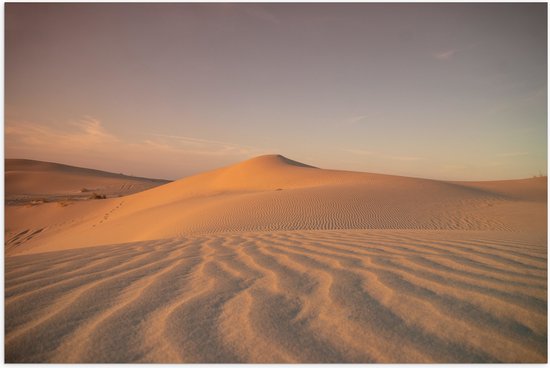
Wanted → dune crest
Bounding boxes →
[5,155,547,255]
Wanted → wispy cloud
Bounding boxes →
[5,117,265,157]
[344,149,423,161]
[6,116,119,150]
[433,43,479,61]
[385,155,423,161]
[344,148,372,155]
[433,49,457,61]
[486,86,546,115]
[497,152,529,158]
[344,113,383,125]
[151,133,259,156]
[5,117,270,177]
[347,115,369,125]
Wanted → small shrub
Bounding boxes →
[89,193,107,200]
[80,188,90,193]
[29,198,48,205]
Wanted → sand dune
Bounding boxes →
[5,159,169,204]
[5,155,546,255]
[5,155,547,362]
[452,177,547,202]
[5,230,546,363]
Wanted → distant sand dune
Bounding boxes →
[5,230,546,363]
[5,159,169,204]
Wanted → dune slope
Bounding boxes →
[5,155,547,255]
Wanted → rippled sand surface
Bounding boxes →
[6,230,546,363]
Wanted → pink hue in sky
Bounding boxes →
[5,3,547,180]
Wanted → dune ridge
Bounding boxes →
[5,155,546,255]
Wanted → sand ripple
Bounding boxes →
[5,230,546,363]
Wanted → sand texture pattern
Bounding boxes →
[5,230,546,363]
[5,155,547,362]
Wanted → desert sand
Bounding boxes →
[5,158,169,205]
[4,154,547,363]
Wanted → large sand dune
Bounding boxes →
[4,155,547,362]
[5,159,169,204]
[5,155,546,255]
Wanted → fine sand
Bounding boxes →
[4,155,547,363]
[5,159,169,205]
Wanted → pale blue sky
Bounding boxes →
[5,3,547,180]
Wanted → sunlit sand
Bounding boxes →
[5,155,547,362]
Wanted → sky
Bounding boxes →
[5,3,547,180]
